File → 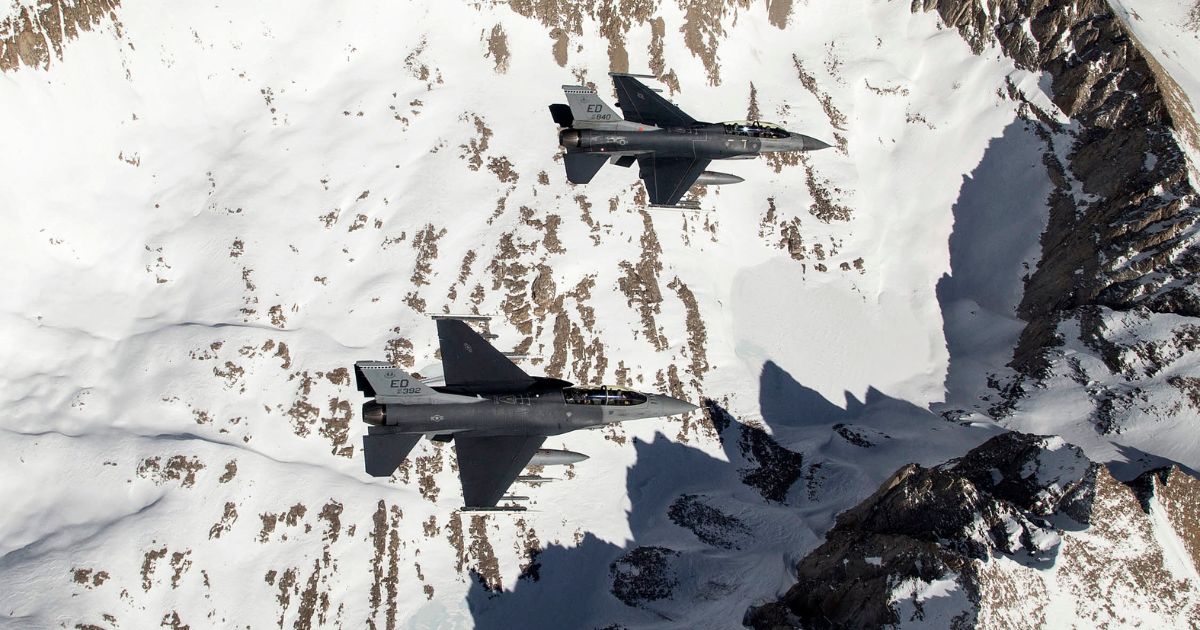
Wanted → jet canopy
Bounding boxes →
[721,120,791,139]
[564,386,648,406]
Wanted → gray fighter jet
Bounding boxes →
[355,317,698,509]
[550,73,832,207]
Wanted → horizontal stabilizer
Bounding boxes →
[549,103,573,127]
[363,427,421,477]
[564,152,608,184]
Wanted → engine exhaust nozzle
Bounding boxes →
[362,401,386,425]
[559,129,582,148]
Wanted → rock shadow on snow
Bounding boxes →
[464,430,754,629]
[464,363,999,628]
[934,118,1052,415]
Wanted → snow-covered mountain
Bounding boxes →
[748,432,1200,628]
[2,0,1198,628]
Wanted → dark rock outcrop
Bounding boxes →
[667,494,752,550]
[746,432,1200,629]
[610,546,680,608]
[914,0,1200,387]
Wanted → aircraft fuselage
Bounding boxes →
[560,124,814,159]
[363,390,690,438]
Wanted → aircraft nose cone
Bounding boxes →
[799,134,832,151]
[655,395,699,417]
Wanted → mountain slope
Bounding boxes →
[1,0,1197,628]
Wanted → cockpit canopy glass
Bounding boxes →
[721,120,790,139]
[563,386,648,406]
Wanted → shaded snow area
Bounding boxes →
[2,0,1200,628]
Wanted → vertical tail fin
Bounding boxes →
[355,361,438,404]
[562,85,623,127]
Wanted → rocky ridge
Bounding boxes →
[0,0,123,72]
[747,431,1200,629]
[915,0,1200,432]
[2,0,1199,627]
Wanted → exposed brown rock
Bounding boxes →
[409,224,447,288]
[679,0,732,85]
[416,445,445,502]
[168,551,191,588]
[136,455,205,488]
[318,501,344,543]
[367,501,387,623]
[550,27,569,66]
[140,547,167,591]
[792,54,848,131]
[320,397,354,458]
[765,0,793,29]
[71,568,110,589]
[208,502,238,539]
[468,515,503,590]
[485,24,510,73]
[487,156,519,183]
[745,81,760,120]
[801,154,853,223]
[459,113,493,171]
[384,331,414,368]
[668,277,709,383]
[0,0,123,73]
[618,211,668,351]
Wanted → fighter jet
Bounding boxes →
[355,316,698,510]
[550,73,832,207]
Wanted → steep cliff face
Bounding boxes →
[914,0,1200,436]
[2,0,1198,627]
[747,432,1200,629]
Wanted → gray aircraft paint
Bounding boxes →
[551,74,831,206]
[559,124,824,159]
[355,318,697,508]
[361,390,690,437]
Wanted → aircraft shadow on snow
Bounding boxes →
[460,118,1098,627]
[462,361,960,629]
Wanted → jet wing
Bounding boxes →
[437,319,536,393]
[454,435,546,507]
[363,426,422,477]
[611,74,697,128]
[637,156,711,206]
